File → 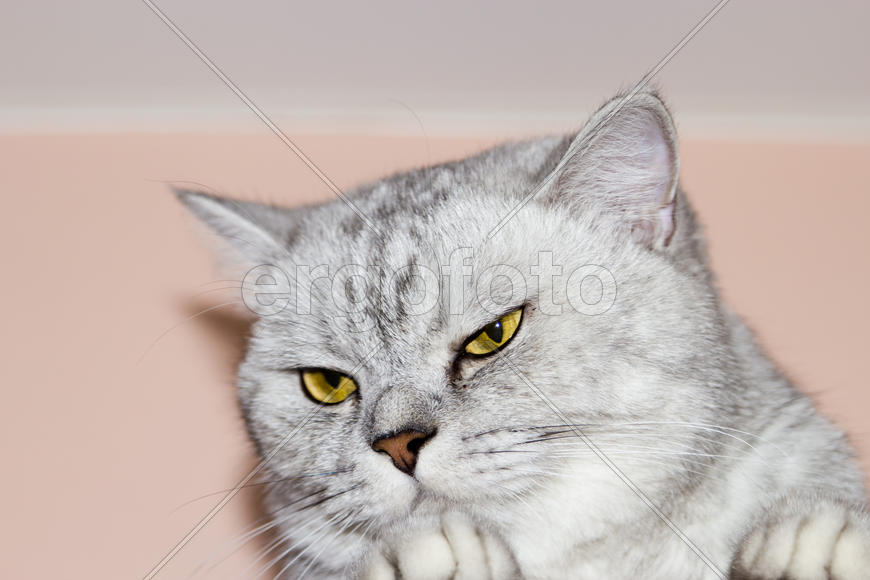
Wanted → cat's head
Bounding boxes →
[178,91,731,572]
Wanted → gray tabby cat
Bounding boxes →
[177,91,870,579]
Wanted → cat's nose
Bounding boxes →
[371,429,434,476]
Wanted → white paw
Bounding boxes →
[731,498,870,580]
[397,526,457,580]
[361,513,519,580]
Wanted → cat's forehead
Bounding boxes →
[300,134,572,258]
[250,136,621,368]
[300,188,585,268]
[259,202,610,371]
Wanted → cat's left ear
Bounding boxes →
[175,189,296,267]
[550,91,680,248]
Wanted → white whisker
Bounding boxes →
[255,510,349,579]
[295,510,360,579]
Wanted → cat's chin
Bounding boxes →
[358,455,491,521]
[357,454,421,514]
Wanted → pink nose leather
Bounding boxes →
[372,430,430,475]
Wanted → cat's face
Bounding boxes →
[180,92,729,572]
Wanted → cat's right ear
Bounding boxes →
[547,91,680,249]
[174,189,294,267]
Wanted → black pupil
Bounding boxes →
[485,320,504,343]
[322,370,343,389]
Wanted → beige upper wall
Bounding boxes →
[3,0,870,139]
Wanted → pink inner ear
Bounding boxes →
[630,201,676,247]
[657,201,676,245]
[632,117,677,246]
[554,95,680,247]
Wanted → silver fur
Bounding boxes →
[178,92,869,579]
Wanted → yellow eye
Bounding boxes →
[464,307,523,356]
[300,369,358,404]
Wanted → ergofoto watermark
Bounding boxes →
[239,248,617,328]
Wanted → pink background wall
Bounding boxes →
[1,133,868,578]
